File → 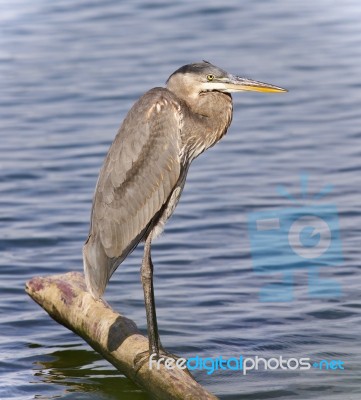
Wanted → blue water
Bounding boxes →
[1,1,361,399]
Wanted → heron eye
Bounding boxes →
[206,74,214,81]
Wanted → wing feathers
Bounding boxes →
[90,89,182,260]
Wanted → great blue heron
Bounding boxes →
[83,61,286,362]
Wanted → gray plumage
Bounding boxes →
[83,61,286,357]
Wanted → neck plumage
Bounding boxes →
[179,91,233,161]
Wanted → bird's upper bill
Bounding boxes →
[205,75,287,94]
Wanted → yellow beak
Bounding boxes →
[223,76,287,93]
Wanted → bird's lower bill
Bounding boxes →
[226,77,287,93]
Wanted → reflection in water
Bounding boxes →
[33,347,150,400]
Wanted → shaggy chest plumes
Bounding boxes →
[168,89,234,162]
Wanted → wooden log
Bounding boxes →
[25,271,219,400]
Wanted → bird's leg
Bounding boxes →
[141,236,162,356]
[134,236,183,372]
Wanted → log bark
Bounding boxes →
[25,272,218,400]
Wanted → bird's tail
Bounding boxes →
[82,234,111,299]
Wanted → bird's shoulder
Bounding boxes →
[141,86,181,103]
[125,87,183,123]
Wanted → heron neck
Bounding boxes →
[181,92,233,161]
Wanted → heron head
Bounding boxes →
[166,61,287,99]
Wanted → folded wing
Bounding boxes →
[84,88,183,297]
